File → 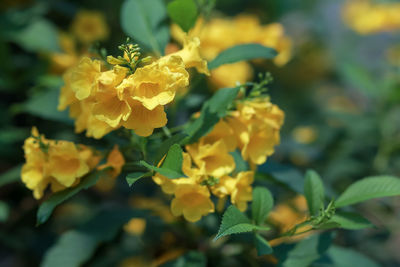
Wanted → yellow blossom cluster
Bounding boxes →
[50,10,109,74]
[21,127,124,199]
[152,97,283,222]
[171,15,292,88]
[58,37,207,139]
[342,0,400,35]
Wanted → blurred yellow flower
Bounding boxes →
[268,195,311,245]
[96,145,125,191]
[171,14,292,89]
[70,57,102,100]
[129,196,175,223]
[291,126,318,144]
[342,0,400,34]
[170,183,214,222]
[71,10,109,44]
[124,218,146,235]
[21,128,99,199]
[209,62,253,89]
[229,98,284,165]
[49,33,80,74]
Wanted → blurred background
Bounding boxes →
[0,0,399,266]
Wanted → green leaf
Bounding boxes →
[215,205,269,240]
[252,187,273,225]
[185,87,240,143]
[11,19,60,52]
[304,170,325,215]
[14,89,72,123]
[278,232,333,267]
[41,207,143,267]
[0,164,22,187]
[161,144,184,171]
[254,233,273,256]
[0,201,10,223]
[126,171,151,187]
[208,43,277,69]
[121,0,169,54]
[36,170,107,225]
[336,176,400,207]
[167,0,198,32]
[140,143,186,179]
[153,132,188,165]
[140,161,185,179]
[160,251,206,267]
[327,245,380,267]
[328,211,373,230]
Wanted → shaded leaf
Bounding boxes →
[153,132,188,165]
[185,87,239,143]
[326,245,380,267]
[41,207,143,267]
[160,251,206,267]
[209,43,277,69]
[121,0,169,54]
[336,176,400,207]
[215,205,269,240]
[304,170,325,215]
[36,170,108,225]
[11,19,60,52]
[252,187,273,225]
[0,164,22,187]
[167,0,197,32]
[328,211,373,230]
[254,233,273,256]
[126,171,151,187]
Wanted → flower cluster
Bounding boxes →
[21,127,123,199]
[171,15,292,88]
[342,0,400,35]
[58,37,208,139]
[152,96,283,222]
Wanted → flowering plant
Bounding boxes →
[2,0,400,266]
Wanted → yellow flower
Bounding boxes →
[129,55,189,110]
[209,61,253,89]
[268,195,311,245]
[49,33,80,74]
[342,0,400,34]
[200,119,237,152]
[292,126,318,144]
[167,35,210,75]
[186,139,235,178]
[123,218,146,235]
[71,10,109,44]
[258,23,292,66]
[47,141,90,187]
[122,100,168,137]
[96,145,125,191]
[170,183,214,222]
[21,128,100,199]
[69,57,102,100]
[211,171,254,211]
[230,171,254,211]
[229,98,284,165]
[92,65,131,127]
